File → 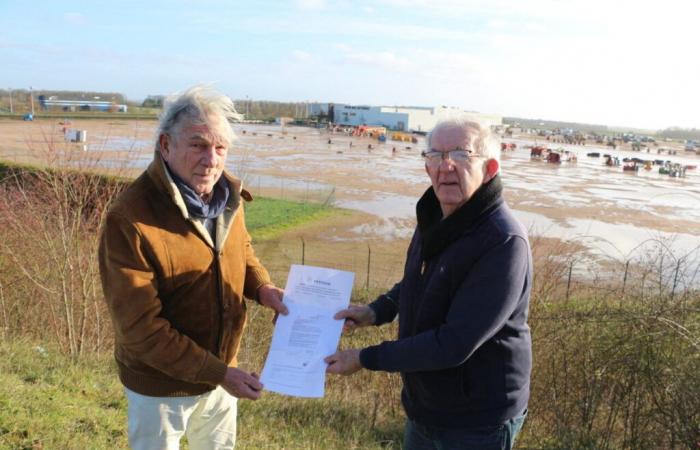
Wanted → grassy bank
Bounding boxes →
[2,292,697,449]
[244,197,342,241]
[0,328,404,449]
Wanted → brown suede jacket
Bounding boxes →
[98,153,271,397]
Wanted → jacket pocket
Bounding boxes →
[407,366,469,413]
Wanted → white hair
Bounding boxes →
[427,114,500,162]
[156,85,238,151]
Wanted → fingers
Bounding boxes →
[223,368,264,400]
[326,362,341,374]
[324,354,342,374]
[272,298,289,316]
[269,287,288,315]
[260,285,289,316]
[235,383,262,400]
[246,375,263,392]
[335,305,373,330]
[343,319,359,333]
[333,309,354,320]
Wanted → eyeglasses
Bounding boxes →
[421,149,477,167]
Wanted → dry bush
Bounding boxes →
[521,244,700,449]
[0,135,130,358]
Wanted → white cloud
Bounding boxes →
[291,49,313,62]
[294,0,327,10]
[63,12,87,26]
[487,19,507,29]
[332,45,412,70]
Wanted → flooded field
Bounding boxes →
[2,119,699,285]
[234,125,700,261]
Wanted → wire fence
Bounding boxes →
[254,233,700,300]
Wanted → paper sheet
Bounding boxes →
[260,264,354,397]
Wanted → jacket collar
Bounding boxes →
[417,175,503,260]
[146,151,252,249]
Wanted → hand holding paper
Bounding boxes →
[221,367,263,400]
[324,348,362,375]
[333,304,376,332]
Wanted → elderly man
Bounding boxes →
[325,116,532,450]
[99,86,287,450]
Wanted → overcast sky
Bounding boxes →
[1,0,698,129]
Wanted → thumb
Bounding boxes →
[270,296,289,315]
[334,309,353,320]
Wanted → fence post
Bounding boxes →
[366,244,371,291]
[566,261,573,301]
[622,260,629,296]
[671,260,681,300]
[301,237,305,265]
[658,251,664,296]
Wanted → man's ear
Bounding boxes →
[484,159,500,182]
[159,134,170,160]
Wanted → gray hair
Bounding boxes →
[156,85,238,151]
[427,114,500,162]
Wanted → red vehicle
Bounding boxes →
[546,152,561,164]
[530,146,546,158]
[623,162,639,172]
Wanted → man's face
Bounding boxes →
[426,125,487,216]
[160,118,229,196]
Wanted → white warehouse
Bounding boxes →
[331,104,502,132]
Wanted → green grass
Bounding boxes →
[0,340,127,449]
[0,326,404,450]
[245,196,341,240]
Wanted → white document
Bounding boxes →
[260,264,354,397]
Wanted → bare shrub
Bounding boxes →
[0,129,131,358]
[527,286,699,449]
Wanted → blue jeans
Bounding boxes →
[403,410,527,450]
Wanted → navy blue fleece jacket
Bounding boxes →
[359,176,532,428]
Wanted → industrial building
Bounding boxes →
[39,98,128,112]
[307,102,502,132]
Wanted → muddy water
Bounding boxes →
[226,125,700,249]
[228,125,700,287]
[2,120,698,283]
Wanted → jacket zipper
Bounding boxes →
[214,252,224,358]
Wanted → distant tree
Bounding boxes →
[657,127,700,141]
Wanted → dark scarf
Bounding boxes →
[417,175,503,260]
[166,164,230,220]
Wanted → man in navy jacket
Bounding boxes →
[325,116,532,450]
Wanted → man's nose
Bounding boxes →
[438,156,455,171]
[200,146,218,167]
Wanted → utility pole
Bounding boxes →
[8,88,13,114]
[29,86,35,115]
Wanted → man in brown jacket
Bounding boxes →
[99,86,287,449]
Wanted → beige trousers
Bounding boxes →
[125,386,237,450]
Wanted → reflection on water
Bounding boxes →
[82,124,700,261]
